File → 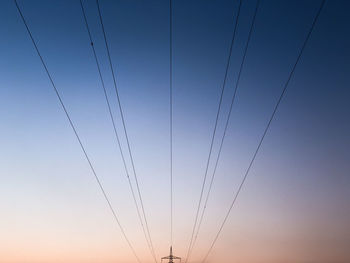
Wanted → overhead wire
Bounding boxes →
[201,0,326,262]
[187,0,259,259]
[78,1,157,262]
[13,1,141,262]
[169,0,174,248]
[184,0,243,262]
[95,0,157,260]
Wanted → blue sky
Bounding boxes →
[0,1,349,262]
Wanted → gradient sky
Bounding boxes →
[0,0,349,263]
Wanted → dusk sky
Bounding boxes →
[0,0,349,263]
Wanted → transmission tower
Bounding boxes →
[161,247,181,263]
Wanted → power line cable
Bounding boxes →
[169,0,173,248]
[201,1,326,262]
[187,0,258,259]
[13,1,141,262]
[95,0,157,260]
[184,0,243,262]
[78,1,157,262]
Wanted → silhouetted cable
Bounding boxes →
[13,1,141,262]
[184,1,243,262]
[189,0,257,258]
[95,0,157,260]
[79,1,157,262]
[169,0,173,247]
[201,1,325,262]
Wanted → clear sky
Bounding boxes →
[0,0,349,263]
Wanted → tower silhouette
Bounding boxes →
[161,246,181,263]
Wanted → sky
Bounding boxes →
[0,0,349,263]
